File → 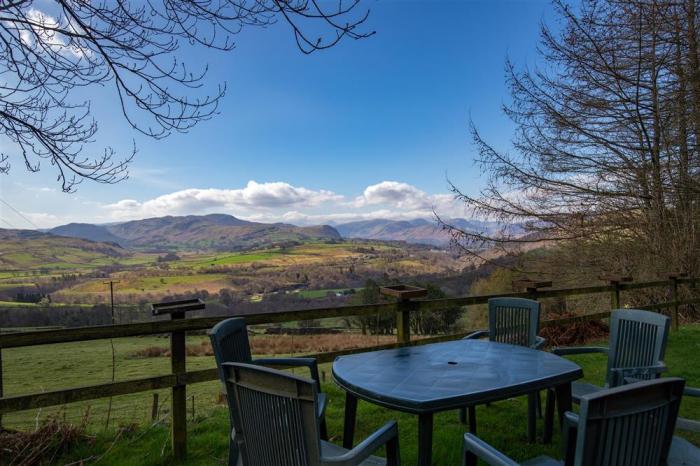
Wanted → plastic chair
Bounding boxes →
[209,318,328,465]
[460,297,545,441]
[545,309,670,435]
[463,377,689,466]
[222,362,401,466]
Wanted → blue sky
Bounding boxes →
[0,0,553,228]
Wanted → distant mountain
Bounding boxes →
[0,229,128,269]
[335,218,521,247]
[49,223,125,246]
[49,214,341,251]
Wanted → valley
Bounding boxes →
[0,214,479,328]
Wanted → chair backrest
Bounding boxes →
[606,309,670,386]
[209,317,253,370]
[487,297,541,347]
[208,318,255,466]
[573,377,685,466]
[222,362,322,466]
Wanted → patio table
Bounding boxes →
[332,339,583,466]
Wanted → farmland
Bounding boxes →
[0,238,463,308]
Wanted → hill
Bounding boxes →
[49,214,341,251]
[335,218,514,246]
[0,230,128,270]
[49,223,125,246]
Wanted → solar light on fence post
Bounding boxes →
[150,298,205,462]
[599,275,632,311]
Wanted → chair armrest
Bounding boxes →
[551,346,608,356]
[676,386,700,433]
[611,363,667,386]
[253,357,321,385]
[533,336,546,349]
[463,330,489,340]
[322,421,399,466]
[462,433,520,466]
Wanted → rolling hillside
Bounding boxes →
[0,230,129,270]
[335,218,515,246]
[49,214,341,251]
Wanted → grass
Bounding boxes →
[62,273,232,295]
[296,288,356,299]
[175,251,282,268]
[4,324,691,465]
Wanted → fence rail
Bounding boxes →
[0,276,698,460]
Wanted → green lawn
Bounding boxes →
[8,325,700,465]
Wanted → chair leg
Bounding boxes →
[468,406,477,434]
[386,434,400,466]
[543,388,555,444]
[320,417,329,441]
[464,449,477,466]
[228,439,238,466]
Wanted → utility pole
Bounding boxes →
[103,280,121,324]
[103,279,120,431]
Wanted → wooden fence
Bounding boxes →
[0,276,698,461]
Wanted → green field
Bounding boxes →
[174,251,282,268]
[0,239,456,307]
[4,325,700,464]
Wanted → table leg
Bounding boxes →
[527,392,536,443]
[555,382,572,431]
[342,392,357,449]
[543,388,555,444]
[418,412,433,466]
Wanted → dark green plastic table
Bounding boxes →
[332,339,583,466]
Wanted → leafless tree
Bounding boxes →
[443,0,700,280]
[0,0,373,191]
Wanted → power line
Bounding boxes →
[0,197,40,229]
[0,216,16,229]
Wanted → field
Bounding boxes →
[0,241,462,310]
[3,325,698,465]
[1,329,403,433]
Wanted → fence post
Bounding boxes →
[170,311,187,461]
[379,285,427,345]
[0,348,3,429]
[151,393,159,421]
[150,298,205,462]
[599,275,632,311]
[511,280,552,303]
[668,273,686,331]
[610,280,620,310]
[397,298,411,344]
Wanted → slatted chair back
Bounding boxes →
[573,377,685,466]
[209,318,255,465]
[606,309,670,386]
[487,297,541,347]
[222,362,323,466]
[209,317,253,368]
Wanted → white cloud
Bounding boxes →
[103,181,343,220]
[16,180,469,228]
[19,9,90,59]
[354,181,456,212]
